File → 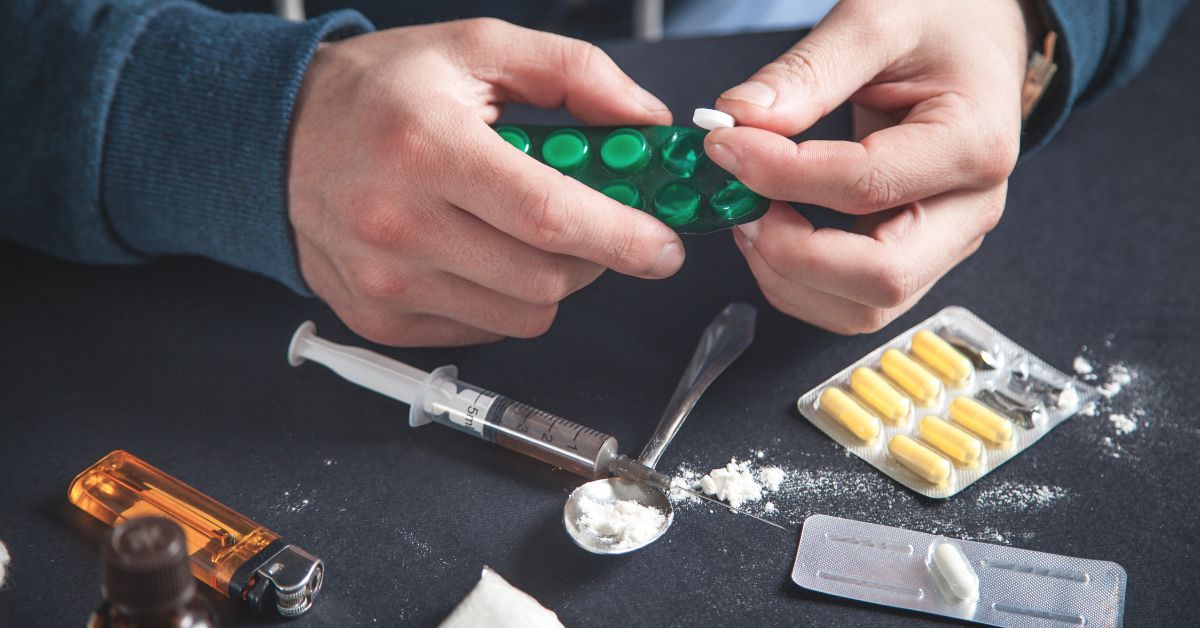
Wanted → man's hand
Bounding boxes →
[289,19,684,346]
[705,0,1030,334]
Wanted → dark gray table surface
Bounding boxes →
[2,7,1199,627]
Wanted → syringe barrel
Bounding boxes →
[417,373,619,479]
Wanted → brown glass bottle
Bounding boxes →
[89,517,219,628]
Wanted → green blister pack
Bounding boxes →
[493,125,767,234]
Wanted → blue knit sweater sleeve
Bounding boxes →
[1025,0,1190,154]
[0,1,372,293]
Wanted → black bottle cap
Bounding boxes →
[102,517,195,614]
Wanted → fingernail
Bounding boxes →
[630,85,669,113]
[721,80,776,108]
[707,141,739,173]
[735,220,760,243]
[650,241,685,277]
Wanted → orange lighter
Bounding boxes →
[69,450,323,617]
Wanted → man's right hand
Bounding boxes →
[288,19,684,346]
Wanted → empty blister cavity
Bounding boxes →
[661,132,706,178]
[825,533,913,555]
[850,367,912,425]
[888,434,951,484]
[979,559,1090,583]
[709,180,760,220]
[881,349,943,406]
[792,515,1127,628]
[816,571,925,599]
[950,397,1013,447]
[693,107,735,130]
[928,541,979,602]
[937,324,1005,371]
[911,329,973,387]
[976,387,1046,430]
[818,388,881,442]
[653,182,701,226]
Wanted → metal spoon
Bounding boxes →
[563,302,757,554]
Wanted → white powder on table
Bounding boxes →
[675,458,789,509]
[1072,356,1094,376]
[1109,413,1137,435]
[698,459,763,509]
[574,496,666,550]
[759,466,786,492]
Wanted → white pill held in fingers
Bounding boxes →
[693,108,735,130]
[933,543,979,601]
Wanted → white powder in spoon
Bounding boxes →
[574,496,666,550]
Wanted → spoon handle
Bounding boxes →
[638,302,756,469]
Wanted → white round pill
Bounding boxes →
[693,108,735,131]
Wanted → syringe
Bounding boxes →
[288,322,625,479]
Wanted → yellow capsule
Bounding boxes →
[949,397,1013,446]
[918,416,983,466]
[888,434,952,484]
[880,348,942,406]
[818,387,881,443]
[912,330,973,386]
[849,367,911,425]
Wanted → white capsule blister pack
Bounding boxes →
[796,306,1098,498]
[793,515,1128,627]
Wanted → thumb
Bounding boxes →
[715,6,903,136]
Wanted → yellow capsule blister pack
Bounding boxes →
[796,306,1098,498]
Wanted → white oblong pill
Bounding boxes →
[932,542,979,601]
[693,108,735,130]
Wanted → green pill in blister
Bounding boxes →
[601,180,641,208]
[496,126,531,154]
[493,124,766,234]
[600,128,652,174]
[542,128,590,173]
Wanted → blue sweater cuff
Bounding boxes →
[102,5,373,294]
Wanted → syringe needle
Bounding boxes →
[676,487,791,533]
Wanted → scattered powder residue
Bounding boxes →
[1071,338,1176,461]
[1098,364,1134,398]
[1072,357,1094,376]
[1109,413,1136,435]
[575,496,666,550]
[974,482,1070,511]
[669,451,1076,543]
[272,485,317,514]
